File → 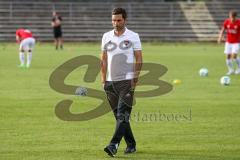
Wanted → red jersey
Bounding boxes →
[223,19,240,43]
[16,29,33,40]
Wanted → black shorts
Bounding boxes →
[104,80,134,111]
[53,27,62,38]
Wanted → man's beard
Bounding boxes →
[114,25,124,31]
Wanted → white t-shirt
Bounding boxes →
[101,28,142,81]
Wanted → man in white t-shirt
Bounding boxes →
[101,8,142,157]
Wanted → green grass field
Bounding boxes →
[0,42,240,160]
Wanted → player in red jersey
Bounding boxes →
[16,28,36,68]
[218,10,240,75]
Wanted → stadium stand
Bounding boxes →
[0,0,240,42]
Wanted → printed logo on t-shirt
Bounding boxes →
[104,41,117,52]
[119,40,132,50]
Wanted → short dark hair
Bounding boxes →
[229,10,237,18]
[112,8,127,19]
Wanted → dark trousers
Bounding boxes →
[104,80,136,148]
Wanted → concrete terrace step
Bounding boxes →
[0,0,239,41]
[0,24,220,29]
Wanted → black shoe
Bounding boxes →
[104,145,117,157]
[124,147,136,154]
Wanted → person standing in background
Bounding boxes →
[218,10,240,75]
[51,11,63,50]
[16,28,36,68]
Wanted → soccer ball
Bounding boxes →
[199,68,208,77]
[75,86,88,96]
[220,76,230,86]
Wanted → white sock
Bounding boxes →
[19,52,25,65]
[27,52,32,67]
[234,57,240,69]
[226,59,234,71]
